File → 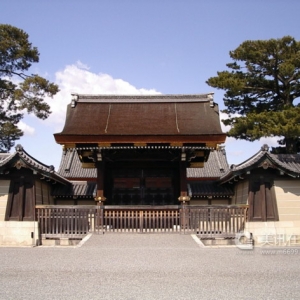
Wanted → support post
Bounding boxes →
[178,153,190,233]
[95,159,106,233]
[179,158,188,199]
[96,160,105,200]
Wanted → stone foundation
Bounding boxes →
[245,221,300,247]
[41,238,82,246]
[0,221,39,246]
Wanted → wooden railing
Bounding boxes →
[184,205,248,238]
[36,205,95,239]
[101,206,180,233]
[35,205,248,238]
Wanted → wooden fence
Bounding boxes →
[36,205,95,239]
[35,205,248,239]
[102,206,180,233]
[183,206,248,238]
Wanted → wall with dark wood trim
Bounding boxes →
[5,169,56,221]
[232,180,248,205]
[0,180,10,221]
[35,179,54,205]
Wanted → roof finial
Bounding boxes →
[71,94,78,108]
[261,144,269,152]
[15,144,23,152]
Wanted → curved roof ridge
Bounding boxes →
[71,93,214,104]
[220,145,300,183]
[220,145,270,182]
[75,93,213,98]
[15,144,55,172]
[0,145,70,185]
[0,152,16,167]
[229,145,269,171]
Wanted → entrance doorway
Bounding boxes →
[107,166,178,205]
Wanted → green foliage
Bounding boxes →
[207,36,300,153]
[0,122,23,153]
[0,24,59,152]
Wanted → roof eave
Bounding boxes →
[54,134,226,147]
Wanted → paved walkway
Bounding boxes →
[0,233,299,299]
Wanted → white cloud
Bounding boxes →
[18,121,35,136]
[43,62,160,130]
[75,60,90,70]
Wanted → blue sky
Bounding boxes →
[1,0,300,170]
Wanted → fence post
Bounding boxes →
[139,210,144,233]
[100,204,104,234]
[178,196,190,234]
[95,196,106,234]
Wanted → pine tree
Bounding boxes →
[206,36,300,153]
[0,24,59,152]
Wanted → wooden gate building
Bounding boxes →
[54,93,226,205]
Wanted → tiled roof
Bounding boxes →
[188,181,233,197]
[220,147,267,181]
[53,180,232,199]
[58,148,229,179]
[269,153,300,174]
[52,181,97,198]
[58,149,97,179]
[187,149,229,178]
[54,93,226,145]
[220,145,300,182]
[0,145,70,185]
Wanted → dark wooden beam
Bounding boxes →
[54,134,226,145]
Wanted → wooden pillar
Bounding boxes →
[260,181,266,222]
[178,159,190,233]
[95,160,106,231]
[179,161,188,198]
[18,177,25,221]
[96,161,105,199]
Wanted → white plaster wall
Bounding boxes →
[0,221,39,246]
[274,180,300,222]
[246,221,300,246]
[0,180,10,221]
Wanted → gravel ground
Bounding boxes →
[0,233,299,300]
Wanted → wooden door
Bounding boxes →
[248,178,279,222]
[109,167,176,205]
[5,170,35,221]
